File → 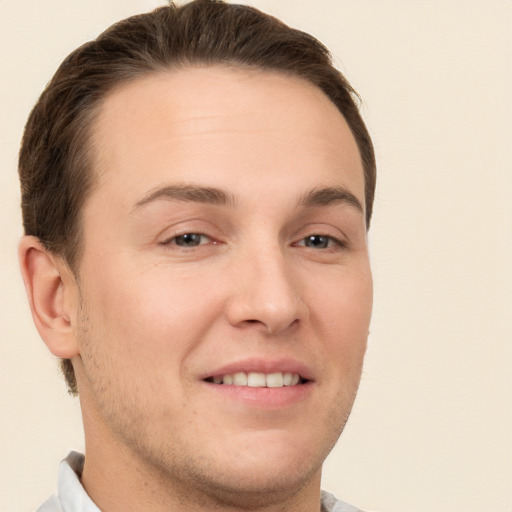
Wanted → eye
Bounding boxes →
[296,234,343,249]
[165,233,212,247]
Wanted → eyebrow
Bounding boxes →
[132,184,234,212]
[298,186,364,213]
[131,183,363,214]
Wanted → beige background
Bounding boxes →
[1,1,511,511]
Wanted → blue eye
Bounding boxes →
[298,235,341,249]
[170,233,210,247]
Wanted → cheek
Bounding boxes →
[79,262,226,371]
[314,264,372,324]
[310,267,372,366]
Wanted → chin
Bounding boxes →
[135,427,328,508]
[177,453,323,510]
[192,432,329,502]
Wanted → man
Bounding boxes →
[18,1,376,511]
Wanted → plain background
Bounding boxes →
[1,1,511,511]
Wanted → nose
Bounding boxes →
[224,246,308,335]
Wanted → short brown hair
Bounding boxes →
[19,0,376,395]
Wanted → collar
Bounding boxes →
[58,452,100,512]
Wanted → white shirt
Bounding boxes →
[36,452,362,512]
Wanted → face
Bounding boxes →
[71,66,372,503]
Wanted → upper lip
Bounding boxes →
[200,357,315,382]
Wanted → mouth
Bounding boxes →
[201,361,314,408]
[204,371,307,388]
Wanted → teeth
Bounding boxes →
[247,372,266,387]
[266,372,284,388]
[233,372,248,386]
[211,372,302,387]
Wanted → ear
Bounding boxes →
[18,236,80,359]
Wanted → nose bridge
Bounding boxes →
[226,240,306,334]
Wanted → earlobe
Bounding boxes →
[18,236,80,359]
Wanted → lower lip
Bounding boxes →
[202,381,314,409]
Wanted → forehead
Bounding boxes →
[88,66,364,210]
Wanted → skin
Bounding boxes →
[20,66,372,512]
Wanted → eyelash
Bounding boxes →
[294,234,345,250]
[161,233,214,247]
[161,232,345,251]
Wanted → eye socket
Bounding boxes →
[165,233,212,247]
[296,234,343,249]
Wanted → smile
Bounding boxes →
[205,371,304,388]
